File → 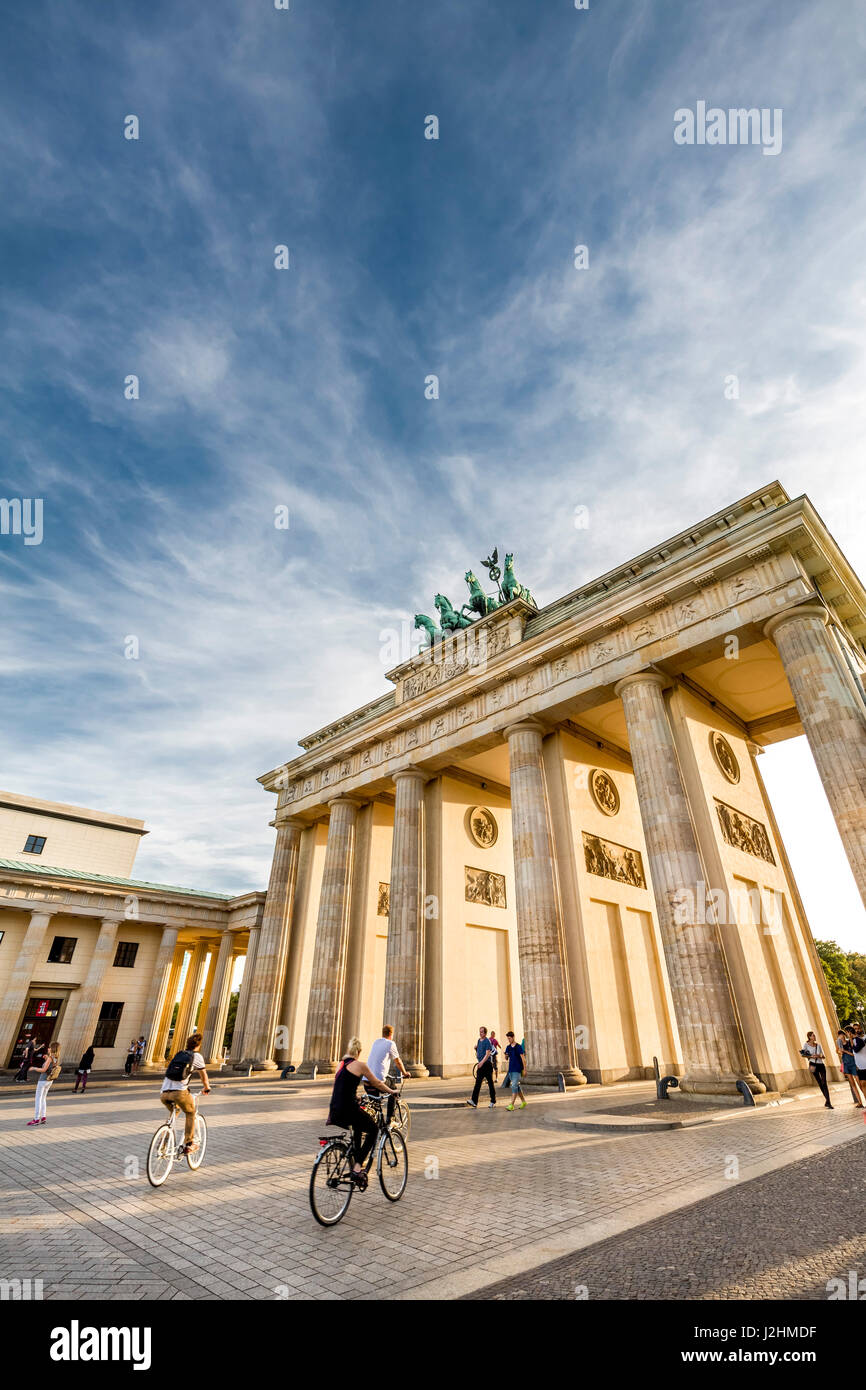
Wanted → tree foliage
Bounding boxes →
[814,939,866,1022]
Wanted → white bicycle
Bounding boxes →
[146,1087,208,1188]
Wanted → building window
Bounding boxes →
[93,1002,124,1048]
[113,941,139,969]
[47,936,77,964]
[23,835,46,855]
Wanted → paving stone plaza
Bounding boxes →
[2,1071,863,1302]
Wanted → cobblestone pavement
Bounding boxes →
[468,1134,866,1301]
[0,1076,862,1301]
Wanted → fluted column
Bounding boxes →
[0,910,54,1067]
[505,722,585,1087]
[201,931,237,1064]
[173,940,209,1049]
[63,917,121,1062]
[229,924,260,1061]
[765,605,866,907]
[383,768,429,1076]
[141,927,180,1065]
[298,797,359,1075]
[241,818,304,1067]
[615,672,761,1095]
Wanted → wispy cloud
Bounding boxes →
[0,0,864,941]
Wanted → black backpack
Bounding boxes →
[165,1049,194,1082]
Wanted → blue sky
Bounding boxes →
[1,1,865,944]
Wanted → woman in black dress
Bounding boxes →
[74,1045,95,1093]
[327,1037,396,1180]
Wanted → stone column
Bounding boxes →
[201,931,237,1064]
[504,722,585,1087]
[614,672,762,1095]
[173,940,209,1049]
[229,924,260,1062]
[151,945,186,1065]
[140,927,180,1065]
[765,605,866,908]
[0,909,53,1067]
[298,797,359,1075]
[63,917,121,1063]
[241,818,304,1067]
[383,768,429,1076]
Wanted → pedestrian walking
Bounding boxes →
[801,1031,832,1108]
[488,1030,502,1077]
[27,1042,61,1126]
[503,1030,527,1111]
[73,1044,95,1093]
[467,1026,497,1108]
[123,1039,136,1077]
[836,1025,865,1107]
[850,1022,866,1093]
[14,1039,35,1083]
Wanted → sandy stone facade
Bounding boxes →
[0,792,264,1072]
[244,483,866,1094]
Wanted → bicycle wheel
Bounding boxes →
[394,1099,411,1140]
[377,1128,408,1202]
[146,1124,175,1188]
[310,1140,354,1226]
[186,1111,208,1170]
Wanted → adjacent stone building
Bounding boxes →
[240,482,864,1094]
[0,791,263,1071]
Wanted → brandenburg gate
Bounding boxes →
[232,483,866,1095]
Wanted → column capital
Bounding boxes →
[27,910,54,926]
[326,795,362,811]
[503,719,545,740]
[764,603,829,642]
[614,670,668,699]
[392,765,427,785]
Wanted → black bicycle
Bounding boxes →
[309,1088,408,1226]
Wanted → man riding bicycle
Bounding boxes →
[160,1031,210,1153]
[327,1036,397,1183]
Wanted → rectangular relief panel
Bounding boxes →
[582,832,646,889]
[464,866,507,908]
[714,799,776,864]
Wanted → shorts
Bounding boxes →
[842,1055,859,1076]
[507,1070,524,1092]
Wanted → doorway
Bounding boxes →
[9,996,64,1067]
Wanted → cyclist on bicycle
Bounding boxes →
[327,1036,396,1183]
[160,1031,210,1153]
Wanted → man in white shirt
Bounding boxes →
[160,1030,210,1152]
[367,1026,410,1084]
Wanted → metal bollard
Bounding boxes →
[736,1079,756,1107]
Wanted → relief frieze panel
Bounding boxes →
[715,799,776,864]
[583,832,646,888]
[465,866,507,908]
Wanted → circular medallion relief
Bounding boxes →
[710,731,740,784]
[589,768,620,817]
[467,806,498,848]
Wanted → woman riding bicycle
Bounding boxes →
[327,1037,396,1182]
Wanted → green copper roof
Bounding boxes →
[0,858,233,901]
